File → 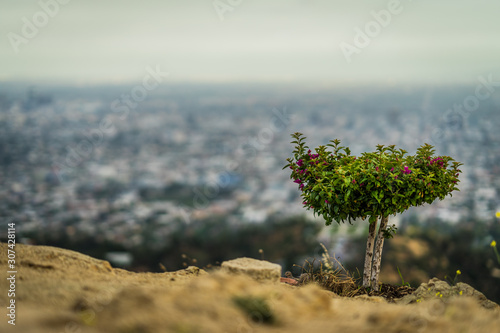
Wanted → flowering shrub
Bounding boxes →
[284,132,463,288]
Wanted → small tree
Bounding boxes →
[284,132,462,289]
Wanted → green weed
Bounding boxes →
[396,266,411,287]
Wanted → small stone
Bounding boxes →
[280,277,299,285]
[221,257,281,283]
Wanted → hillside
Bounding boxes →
[0,243,499,333]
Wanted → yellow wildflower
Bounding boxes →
[459,291,463,296]
[496,211,500,218]
[492,240,497,247]
[456,270,461,275]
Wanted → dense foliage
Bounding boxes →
[284,132,463,231]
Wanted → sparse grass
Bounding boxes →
[293,244,361,297]
[293,244,415,301]
[492,240,500,265]
[295,257,361,297]
[232,296,275,325]
[444,270,462,286]
[396,266,411,287]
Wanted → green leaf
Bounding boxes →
[285,134,461,226]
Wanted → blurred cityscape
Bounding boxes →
[0,83,499,269]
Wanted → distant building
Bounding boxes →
[105,252,133,267]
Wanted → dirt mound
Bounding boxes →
[0,243,498,333]
[396,277,499,309]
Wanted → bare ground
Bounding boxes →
[0,243,498,333]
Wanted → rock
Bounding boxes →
[220,257,281,282]
[397,277,500,309]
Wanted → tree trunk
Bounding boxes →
[370,215,388,290]
[362,217,378,287]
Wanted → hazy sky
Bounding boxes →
[1,0,499,85]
